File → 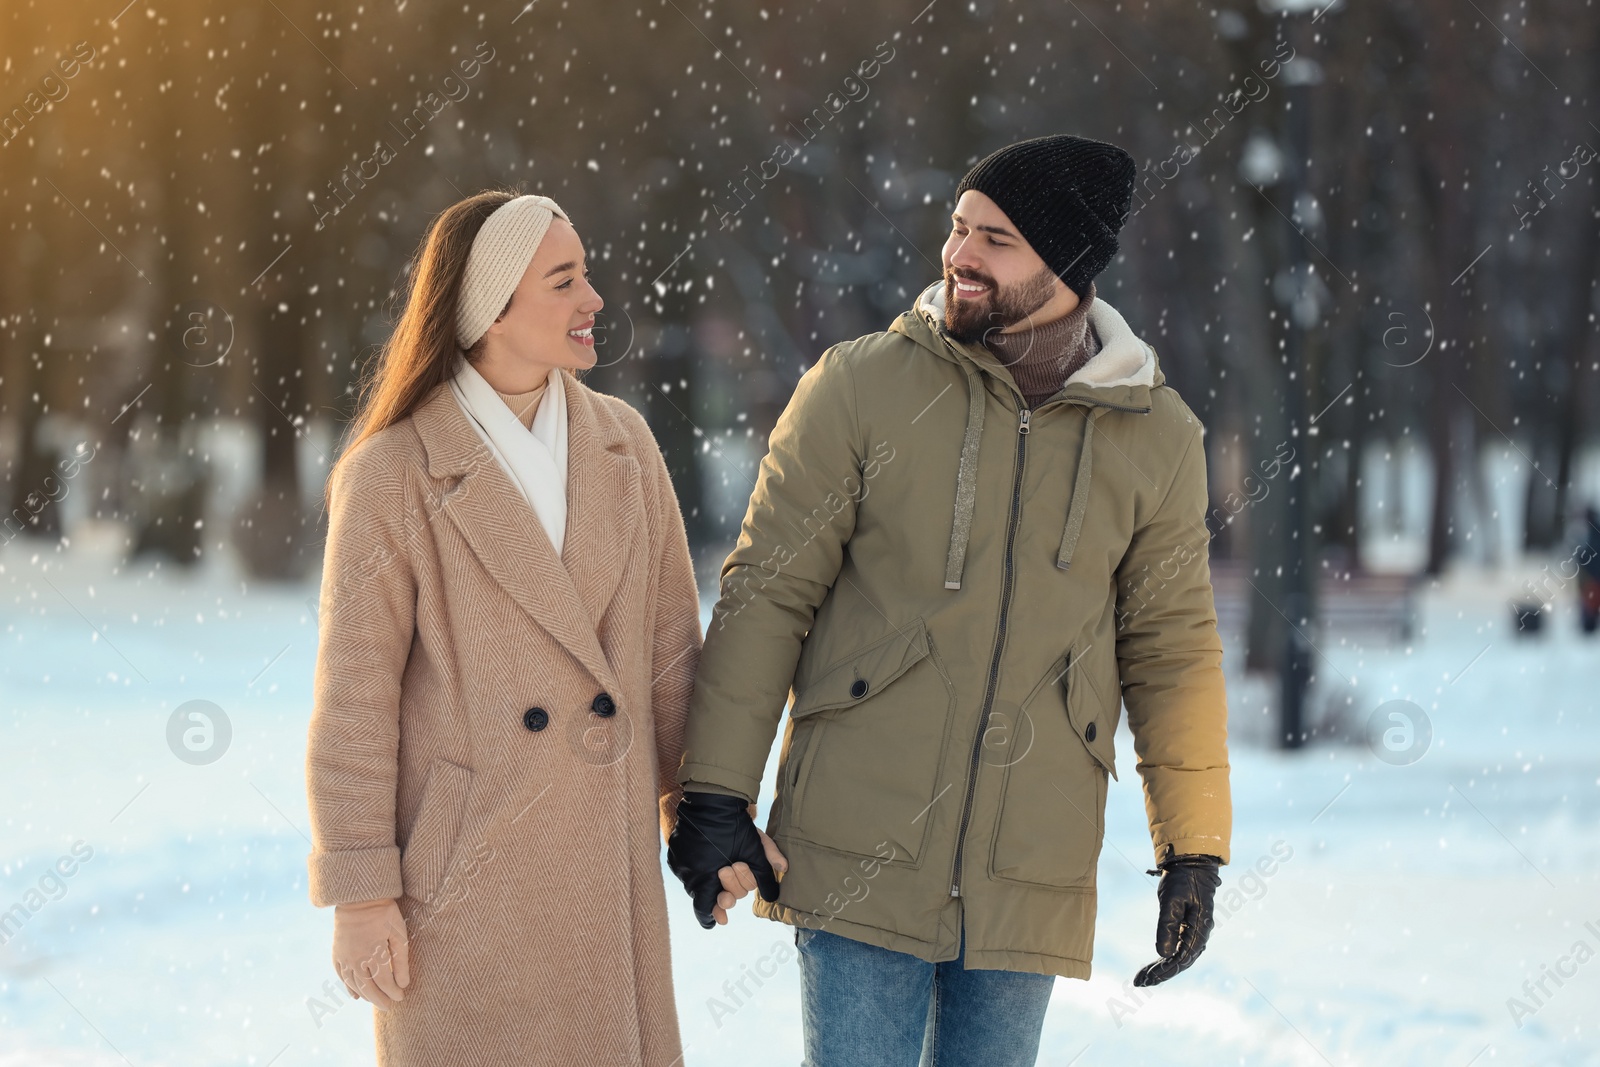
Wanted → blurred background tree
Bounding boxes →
[1,0,1596,680]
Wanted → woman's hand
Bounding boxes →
[710,807,790,925]
[332,898,411,1010]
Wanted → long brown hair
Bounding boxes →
[328,188,519,502]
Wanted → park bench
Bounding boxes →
[1206,560,1420,644]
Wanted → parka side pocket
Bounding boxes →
[400,758,474,907]
[780,617,954,866]
[1063,646,1118,780]
[989,644,1107,890]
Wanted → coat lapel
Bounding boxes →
[560,376,641,633]
[410,369,641,693]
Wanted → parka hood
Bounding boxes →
[891,280,1168,591]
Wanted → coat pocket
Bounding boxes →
[400,758,474,907]
[989,645,1108,889]
[1064,645,1119,780]
[779,616,954,866]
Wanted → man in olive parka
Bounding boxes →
[668,135,1231,1066]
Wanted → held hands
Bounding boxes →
[709,828,787,925]
[332,897,411,1010]
[1133,853,1222,987]
[666,791,788,928]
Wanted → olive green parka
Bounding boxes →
[677,282,1231,978]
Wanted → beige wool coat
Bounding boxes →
[305,368,701,1066]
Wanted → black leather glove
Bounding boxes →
[1133,853,1222,987]
[666,791,781,929]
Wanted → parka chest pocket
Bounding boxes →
[780,617,955,867]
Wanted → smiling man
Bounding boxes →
[668,134,1232,1066]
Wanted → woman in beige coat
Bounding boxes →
[305,190,778,1065]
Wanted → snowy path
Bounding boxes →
[2,546,1596,1066]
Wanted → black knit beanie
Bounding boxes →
[956,135,1137,297]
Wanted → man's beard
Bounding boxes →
[943,265,1058,344]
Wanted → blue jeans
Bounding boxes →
[796,926,1055,1067]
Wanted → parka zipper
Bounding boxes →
[940,376,1149,898]
[949,401,1030,897]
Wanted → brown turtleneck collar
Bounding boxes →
[492,374,550,430]
[983,281,1100,409]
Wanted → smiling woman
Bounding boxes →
[303,189,717,1066]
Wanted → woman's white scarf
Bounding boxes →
[448,359,569,556]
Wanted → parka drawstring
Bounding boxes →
[1057,407,1105,572]
[942,364,1107,590]
[943,361,987,590]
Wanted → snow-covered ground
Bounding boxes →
[2,535,1597,1066]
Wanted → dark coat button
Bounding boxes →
[1085,721,1097,742]
[524,707,550,732]
[592,692,617,718]
[850,679,869,699]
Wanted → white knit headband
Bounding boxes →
[455,194,571,350]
